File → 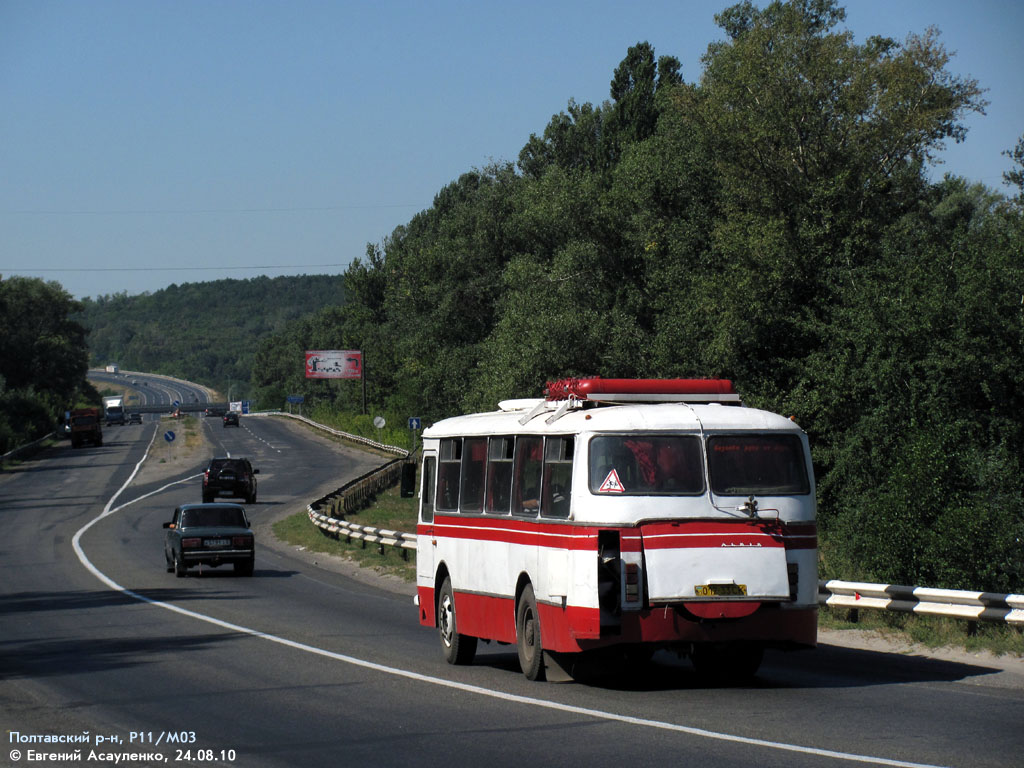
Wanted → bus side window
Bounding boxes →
[485,437,514,514]
[437,438,462,512]
[421,456,436,522]
[542,436,573,519]
[512,436,543,517]
[460,437,487,513]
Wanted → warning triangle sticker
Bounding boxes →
[598,468,625,493]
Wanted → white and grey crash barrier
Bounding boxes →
[819,580,1024,625]
[258,410,409,456]
[307,505,416,558]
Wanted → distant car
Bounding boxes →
[127,412,143,424]
[202,457,259,503]
[223,411,240,427]
[163,503,254,577]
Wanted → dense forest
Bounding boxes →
[4,1,1022,594]
[77,274,347,401]
[252,1,1024,592]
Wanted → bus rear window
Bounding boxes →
[707,434,809,495]
[589,435,704,495]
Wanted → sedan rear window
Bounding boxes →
[182,507,247,527]
[707,434,809,495]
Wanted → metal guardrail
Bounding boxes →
[262,411,409,456]
[309,457,406,517]
[819,580,1024,626]
[1,432,56,466]
[308,506,416,557]
[286,411,414,557]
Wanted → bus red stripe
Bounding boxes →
[420,516,816,550]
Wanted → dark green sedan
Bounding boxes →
[163,503,255,577]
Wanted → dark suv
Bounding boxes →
[202,457,259,504]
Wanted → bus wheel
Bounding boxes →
[516,584,546,681]
[437,577,476,665]
[691,642,763,685]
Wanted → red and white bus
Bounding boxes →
[414,378,817,681]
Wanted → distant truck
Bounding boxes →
[103,396,125,426]
[70,408,103,448]
[105,363,119,374]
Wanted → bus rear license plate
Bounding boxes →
[694,584,747,597]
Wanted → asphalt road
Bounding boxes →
[2,378,1022,768]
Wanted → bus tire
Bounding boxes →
[437,577,476,665]
[516,584,546,681]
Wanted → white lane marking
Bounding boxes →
[204,416,281,453]
[243,421,281,452]
[70,451,950,768]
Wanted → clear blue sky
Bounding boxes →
[2,0,1021,300]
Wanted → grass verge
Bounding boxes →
[273,480,417,583]
[819,605,1024,657]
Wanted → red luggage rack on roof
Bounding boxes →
[543,377,741,404]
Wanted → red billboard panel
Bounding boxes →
[305,350,362,379]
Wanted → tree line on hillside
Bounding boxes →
[77,274,347,399]
[251,1,1024,593]
[2,273,347,453]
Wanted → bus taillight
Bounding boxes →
[624,562,640,603]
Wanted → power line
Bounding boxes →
[1,264,347,273]
[0,204,419,215]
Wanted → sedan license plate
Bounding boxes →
[694,583,747,597]
[204,538,231,548]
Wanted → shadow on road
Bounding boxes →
[468,641,1006,691]
[0,631,242,680]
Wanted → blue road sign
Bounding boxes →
[164,430,176,443]
[408,417,422,430]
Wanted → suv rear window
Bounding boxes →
[210,459,247,473]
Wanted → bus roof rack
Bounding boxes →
[543,377,741,405]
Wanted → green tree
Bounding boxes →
[0,276,88,396]
[0,276,90,452]
[671,0,987,399]
[807,178,1024,589]
[1003,133,1024,202]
